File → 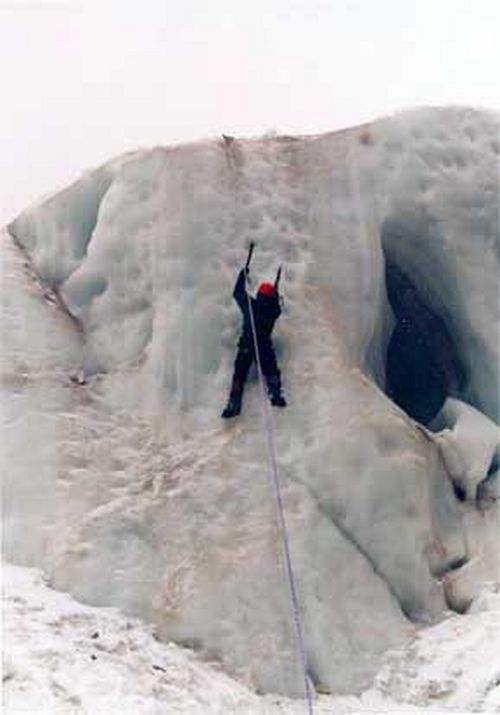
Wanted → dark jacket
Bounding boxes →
[233,269,281,347]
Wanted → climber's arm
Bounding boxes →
[233,269,248,312]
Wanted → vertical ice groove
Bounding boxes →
[8,166,115,289]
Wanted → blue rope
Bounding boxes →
[245,279,314,714]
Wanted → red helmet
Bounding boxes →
[258,282,276,297]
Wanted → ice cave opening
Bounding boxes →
[383,258,467,427]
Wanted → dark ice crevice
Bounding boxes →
[384,260,466,426]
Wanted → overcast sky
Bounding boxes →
[1,0,499,223]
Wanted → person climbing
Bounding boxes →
[221,243,287,419]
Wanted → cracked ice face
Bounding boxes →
[4,106,499,696]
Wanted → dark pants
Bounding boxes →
[229,337,281,399]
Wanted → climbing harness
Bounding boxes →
[244,247,314,714]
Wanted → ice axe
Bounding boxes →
[245,241,255,273]
[274,266,282,292]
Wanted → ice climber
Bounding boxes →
[221,244,287,419]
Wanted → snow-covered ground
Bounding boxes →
[3,562,500,713]
[2,563,266,715]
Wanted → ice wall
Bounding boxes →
[4,107,499,696]
[374,108,500,420]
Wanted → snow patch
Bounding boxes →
[4,562,500,713]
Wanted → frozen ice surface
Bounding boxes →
[3,106,500,697]
[432,397,500,501]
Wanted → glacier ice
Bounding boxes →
[3,106,499,696]
[432,397,500,502]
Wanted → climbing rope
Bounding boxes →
[245,278,314,715]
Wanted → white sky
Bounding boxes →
[1,0,499,223]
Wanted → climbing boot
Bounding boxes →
[221,381,243,419]
[267,375,287,408]
[221,395,242,419]
[270,392,287,408]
